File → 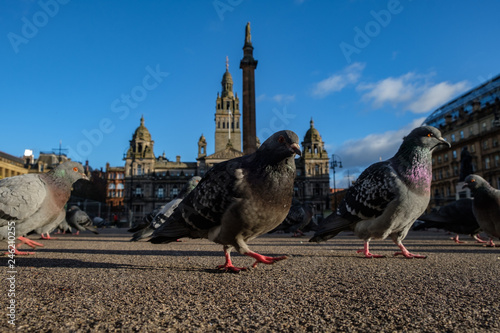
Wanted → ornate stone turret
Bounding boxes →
[215,57,241,153]
[124,116,155,176]
[301,118,329,176]
[198,134,207,158]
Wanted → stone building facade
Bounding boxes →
[0,151,28,179]
[424,75,500,208]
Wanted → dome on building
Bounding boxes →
[303,118,322,144]
[133,116,152,142]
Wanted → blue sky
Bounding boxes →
[2,0,500,188]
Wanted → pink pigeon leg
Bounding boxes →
[484,238,496,247]
[217,247,247,273]
[473,234,488,243]
[6,245,35,255]
[451,234,465,243]
[75,231,80,235]
[394,243,427,259]
[40,233,57,240]
[244,251,287,268]
[356,242,385,258]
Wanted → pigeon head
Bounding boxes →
[52,161,89,184]
[403,126,451,151]
[258,130,301,159]
[463,174,489,191]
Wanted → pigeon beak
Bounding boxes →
[290,143,301,156]
[81,173,89,180]
[462,182,469,189]
[438,137,451,148]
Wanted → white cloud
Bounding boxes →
[358,73,470,114]
[407,80,469,113]
[336,118,426,170]
[273,94,296,104]
[312,62,365,97]
[257,93,296,104]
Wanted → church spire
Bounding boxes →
[221,56,234,98]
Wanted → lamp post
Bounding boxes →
[128,156,135,228]
[330,154,342,212]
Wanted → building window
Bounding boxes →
[482,122,487,132]
[438,156,442,164]
[157,187,164,199]
[469,126,474,136]
[483,140,489,150]
[470,144,475,153]
[451,134,456,142]
[108,184,116,189]
[117,184,124,190]
[135,186,142,197]
[460,130,464,139]
[452,151,457,159]
[485,157,491,169]
[495,155,500,168]
[444,153,448,162]
[171,186,179,198]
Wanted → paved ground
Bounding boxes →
[1,228,499,332]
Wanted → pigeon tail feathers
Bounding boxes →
[309,214,353,243]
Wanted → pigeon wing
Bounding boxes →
[0,174,47,225]
[339,161,397,223]
[180,158,244,231]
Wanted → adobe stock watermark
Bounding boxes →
[7,0,70,54]
[213,0,244,21]
[67,65,169,162]
[258,106,296,141]
[339,0,408,64]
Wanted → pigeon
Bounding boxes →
[310,126,450,258]
[271,199,314,237]
[129,176,201,241]
[463,174,500,247]
[0,161,88,254]
[413,198,485,244]
[66,206,99,235]
[149,130,301,272]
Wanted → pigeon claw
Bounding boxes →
[356,249,385,258]
[394,251,427,259]
[245,251,288,268]
[18,236,44,249]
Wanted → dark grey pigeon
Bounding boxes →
[66,206,99,235]
[413,198,485,244]
[310,126,450,258]
[463,174,500,247]
[129,176,201,241]
[0,161,88,254]
[149,130,301,272]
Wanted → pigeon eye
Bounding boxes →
[427,133,433,137]
[73,167,78,172]
[471,179,475,183]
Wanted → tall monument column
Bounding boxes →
[240,22,258,155]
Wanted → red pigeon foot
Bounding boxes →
[394,243,427,259]
[40,233,57,240]
[18,236,44,249]
[356,242,385,258]
[244,251,287,268]
[450,235,465,243]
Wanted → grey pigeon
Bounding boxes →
[129,176,201,241]
[463,174,500,247]
[66,206,99,235]
[149,130,301,272]
[0,161,88,254]
[310,126,450,258]
[413,198,485,244]
[271,199,314,237]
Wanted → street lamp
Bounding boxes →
[330,154,342,212]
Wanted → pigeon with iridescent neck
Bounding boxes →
[310,126,450,258]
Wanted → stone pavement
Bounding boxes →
[1,228,499,332]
